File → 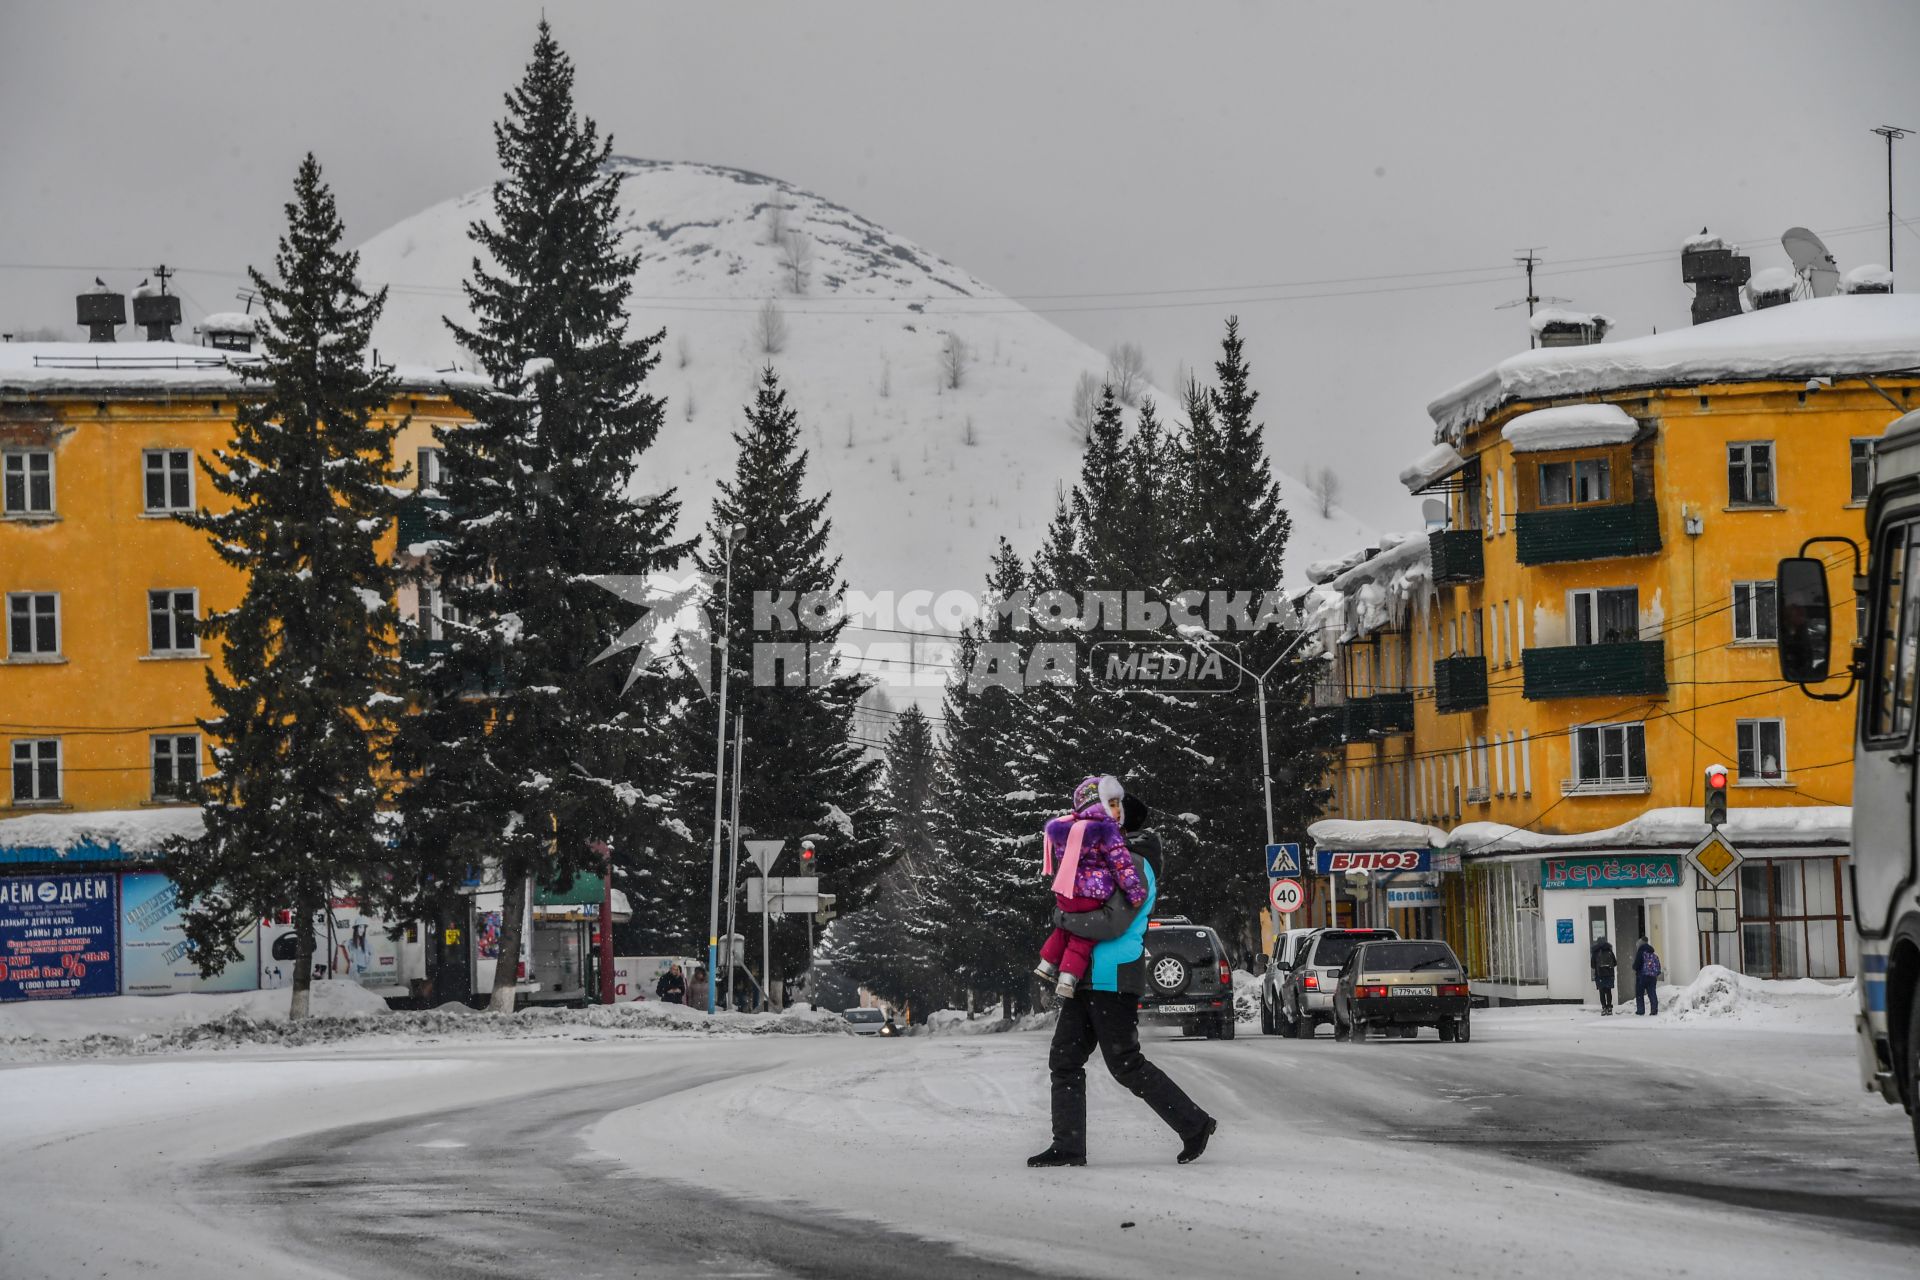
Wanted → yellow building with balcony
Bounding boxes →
[0,330,474,860]
[1308,285,1920,1004]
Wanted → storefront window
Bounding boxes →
[1464,861,1545,985]
[1737,857,1849,978]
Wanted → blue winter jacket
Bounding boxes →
[1087,859,1156,993]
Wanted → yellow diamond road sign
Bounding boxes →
[1687,831,1743,885]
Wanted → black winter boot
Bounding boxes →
[1027,1145,1086,1168]
[1177,1116,1217,1165]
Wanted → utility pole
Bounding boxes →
[723,709,745,1010]
[1871,126,1912,286]
[705,525,743,1014]
[1495,249,1568,349]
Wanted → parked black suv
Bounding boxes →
[1138,917,1236,1039]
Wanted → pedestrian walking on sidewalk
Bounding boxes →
[1028,793,1217,1169]
[1632,936,1662,1015]
[1590,937,1618,1014]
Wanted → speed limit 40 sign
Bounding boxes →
[1269,878,1304,915]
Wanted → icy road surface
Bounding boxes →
[4,1007,1918,1279]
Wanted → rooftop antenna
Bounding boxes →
[236,287,260,315]
[1782,226,1840,298]
[1495,248,1570,348]
[152,263,174,297]
[1871,125,1912,286]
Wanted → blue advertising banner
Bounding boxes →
[120,873,259,996]
[0,873,120,1000]
[1312,849,1431,874]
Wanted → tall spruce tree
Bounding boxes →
[386,23,687,1010]
[1163,317,1333,945]
[170,155,404,1020]
[831,705,946,1013]
[670,366,886,998]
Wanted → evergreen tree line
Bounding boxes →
[169,23,883,1017]
[830,323,1337,1018]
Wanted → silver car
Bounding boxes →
[1273,927,1399,1039]
[843,1007,888,1035]
[1258,928,1320,1035]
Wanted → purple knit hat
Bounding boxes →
[1072,774,1125,814]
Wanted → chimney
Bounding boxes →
[1747,267,1796,310]
[198,312,258,352]
[1841,264,1895,295]
[1680,228,1749,324]
[76,282,127,342]
[1531,308,1612,348]
[132,285,181,342]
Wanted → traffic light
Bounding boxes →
[1704,764,1729,827]
[800,840,816,871]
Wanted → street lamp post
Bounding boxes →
[705,525,743,1014]
[723,709,744,1011]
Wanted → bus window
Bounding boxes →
[1869,523,1920,740]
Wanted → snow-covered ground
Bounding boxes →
[5,974,1914,1279]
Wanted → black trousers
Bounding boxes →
[1049,989,1210,1156]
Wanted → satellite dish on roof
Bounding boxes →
[1782,227,1840,298]
[1421,498,1447,529]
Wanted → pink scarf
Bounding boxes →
[1042,820,1090,898]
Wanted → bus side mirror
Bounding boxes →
[1776,556,1832,684]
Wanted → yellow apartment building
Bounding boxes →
[1305,275,1920,1003]
[0,319,474,861]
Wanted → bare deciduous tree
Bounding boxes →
[764,199,789,246]
[779,231,814,294]
[676,333,691,369]
[1106,342,1149,405]
[753,298,788,355]
[1307,465,1342,517]
[1069,370,1102,443]
[941,332,970,390]
[962,415,978,447]
[879,357,892,399]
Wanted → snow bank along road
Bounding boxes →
[5,1010,1918,1279]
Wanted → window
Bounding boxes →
[6,592,59,658]
[1728,441,1776,506]
[1736,719,1785,781]
[1851,439,1874,504]
[1538,457,1612,507]
[149,589,199,654]
[10,739,59,804]
[3,450,54,516]
[1732,581,1778,643]
[1869,523,1920,740]
[1738,857,1849,978]
[417,447,445,491]
[151,734,199,801]
[143,449,193,513]
[1570,587,1639,645]
[1572,722,1648,790]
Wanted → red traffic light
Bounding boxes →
[1706,766,1729,790]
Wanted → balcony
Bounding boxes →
[1341,691,1416,740]
[1428,528,1484,585]
[1433,654,1488,713]
[1522,639,1666,701]
[395,495,450,549]
[1514,499,1660,566]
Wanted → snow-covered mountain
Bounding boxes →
[358,159,1378,601]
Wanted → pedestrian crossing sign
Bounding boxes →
[1266,843,1301,877]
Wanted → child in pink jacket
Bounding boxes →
[1035,774,1148,999]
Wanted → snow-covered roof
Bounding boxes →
[1426,294,1920,441]
[1309,818,1452,850]
[1448,806,1849,857]
[197,311,260,334]
[1842,263,1894,294]
[1397,442,1468,493]
[1501,402,1639,454]
[1300,533,1431,648]
[0,340,487,398]
[0,808,203,865]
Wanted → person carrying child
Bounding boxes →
[1035,775,1149,1000]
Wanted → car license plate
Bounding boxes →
[1156,1003,1199,1013]
[1392,985,1436,997]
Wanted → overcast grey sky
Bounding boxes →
[4,0,1917,529]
